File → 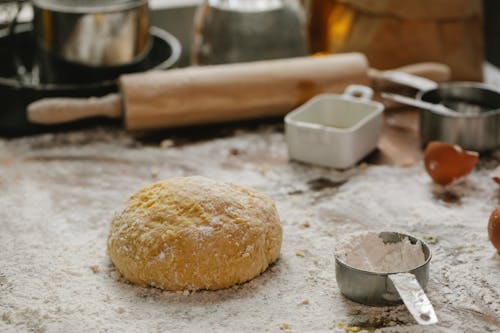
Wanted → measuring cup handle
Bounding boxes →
[388,273,438,326]
[343,85,374,101]
[376,70,439,91]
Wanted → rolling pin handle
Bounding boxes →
[27,93,123,125]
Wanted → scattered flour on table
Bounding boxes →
[0,127,499,333]
[336,232,426,273]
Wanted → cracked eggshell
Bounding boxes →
[490,165,500,185]
[488,208,500,253]
[423,141,478,186]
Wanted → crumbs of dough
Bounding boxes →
[279,322,290,330]
[298,299,309,305]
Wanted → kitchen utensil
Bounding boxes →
[335,231,437,325]
[27,53,371,129]
[378,71,500,151]
[284,85,383,168]
[33,0,150,67]
[26,54,451,131]
[368,63,451,92]
[191,0,307,65]
[381,92,456,117]
[0,23,181,137]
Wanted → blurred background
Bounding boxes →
[0,0,499,136]
[148,0,500,70]
[1,0,498,69]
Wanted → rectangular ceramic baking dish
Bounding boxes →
[285,85,384,169]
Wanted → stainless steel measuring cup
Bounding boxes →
[379,70,500,152]
[335,231,438,325]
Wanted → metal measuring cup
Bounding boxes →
[379,70,500,152]
[335,231,438,325]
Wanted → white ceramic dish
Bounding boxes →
[285,85,384,169]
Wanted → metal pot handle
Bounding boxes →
[388,273,438,325]
[8,0,28,85]
[343,84,374,101]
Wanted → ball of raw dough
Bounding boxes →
[107,176,282,291]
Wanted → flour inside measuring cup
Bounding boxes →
[336,232,426,273]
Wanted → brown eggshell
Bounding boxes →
[488,208,500,253]
[490,165,500,185]
[423,141,479,185]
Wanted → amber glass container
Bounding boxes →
[306,0,353,54]
[304,0,483,80]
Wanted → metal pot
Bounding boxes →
[380,71,500,152]
[0,23,181,137]
[33,0,150,67]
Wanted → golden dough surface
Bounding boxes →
[107,176,282,291]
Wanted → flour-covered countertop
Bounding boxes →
[0,125,499,332]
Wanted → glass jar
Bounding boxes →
[304,0,483,80]
[191,0,308,65]
[304,0,352,54]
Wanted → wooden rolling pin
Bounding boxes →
[27,53,450,130]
